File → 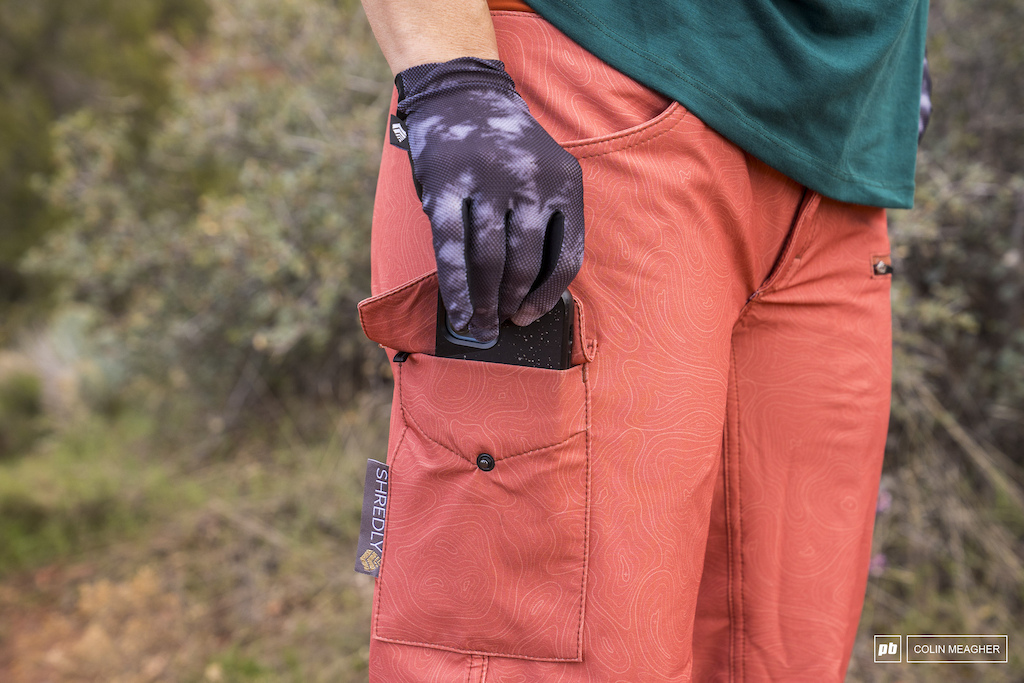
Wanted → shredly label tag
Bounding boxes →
[355,459,389,577]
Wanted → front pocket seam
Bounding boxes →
[566,103,688,160]
[562,100,682,149]
[492,11,681,155]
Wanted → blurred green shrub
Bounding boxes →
[0,370,42,418]
[889,0,1024,465]
[25,0,391,430]
[0,364,45,459]
[923,0,1024,176]
[0,411,177,574]
[891,164,1024,456]
[0,0,209,323]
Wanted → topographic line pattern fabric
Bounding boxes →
[372,355,591,660]
[396,58,585,342]
[363,12,892,682]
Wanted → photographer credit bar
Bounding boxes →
[906,635,1008,663]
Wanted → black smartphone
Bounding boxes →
[435,291,574,369]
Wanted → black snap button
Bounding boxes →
[476,453,495,471]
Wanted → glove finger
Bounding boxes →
[511,203,584,327]
[462,197,506,343]
[429,194,475,335]
[529,210,565,294]
[496,206,544,321]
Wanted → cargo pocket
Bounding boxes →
[358,273,594,662]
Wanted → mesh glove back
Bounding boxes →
[396,57,584,344]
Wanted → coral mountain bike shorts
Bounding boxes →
[359,9,893,682]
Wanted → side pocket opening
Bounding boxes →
[358,270,595,367]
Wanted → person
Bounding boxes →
[356,0,929,680]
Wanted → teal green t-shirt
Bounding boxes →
[524,0,929,208]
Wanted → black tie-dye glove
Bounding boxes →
[395,57,584,344]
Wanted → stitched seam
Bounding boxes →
[495,431,586,461]
[784,216,824,290]
[723,398,735,683]
[737,191,819,324]
[571,290,597,364]
[563,103,687,154]
[404,403,587,464]
[732,344,746,683]
[492,10,542,17]
[373,635,583,662]
[360,269,437,308]
[401,367,587,463]
[782,194,825,285]
[527,3,914,191]
[494,11,686,157]
[576,362,593,659]
[481,656,489,682]
[358,271,437,337]
[762,191,818,295]
[379,360,589,662]
[372,364,409,643]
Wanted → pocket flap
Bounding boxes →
[357,271,439,355]
[358,270,596,363]
[401,354,587,461]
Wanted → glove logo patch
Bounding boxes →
[389,115,410,150]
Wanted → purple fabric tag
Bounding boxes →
[354,459,389,577]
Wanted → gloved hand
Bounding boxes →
[395,57,584,344]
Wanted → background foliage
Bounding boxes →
[0,0,208,327]
[848,0,1024,677]
[0,0,1021,679]
[23,0,390,434]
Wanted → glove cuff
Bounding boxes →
[395,57,518,117]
